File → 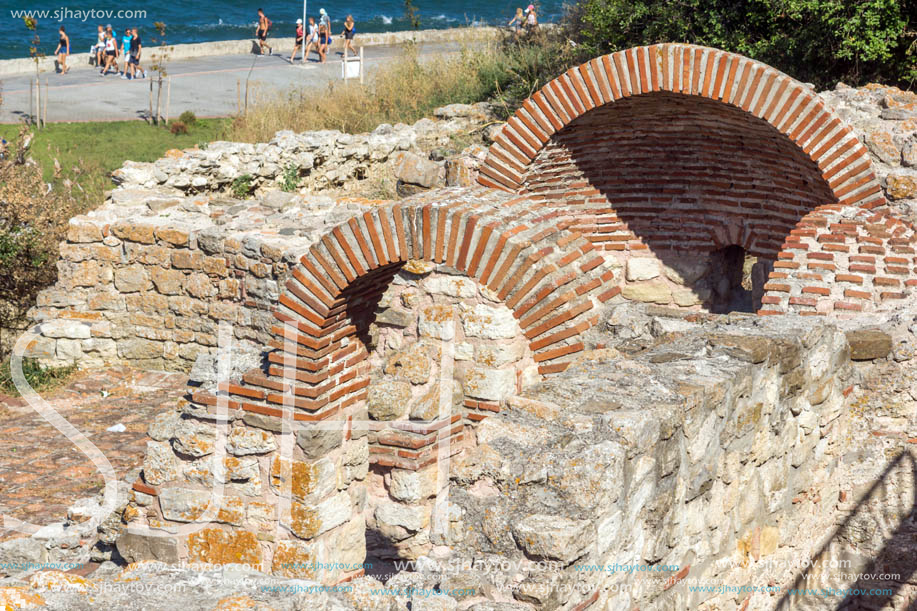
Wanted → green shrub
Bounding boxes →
[231,174,254,198]
[179,110,198,126]
[281,164,300,193]
[569,0,916,89]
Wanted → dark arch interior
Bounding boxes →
[521,91,838,312]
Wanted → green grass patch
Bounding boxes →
[0,118,230,205]
[0,357,77,397]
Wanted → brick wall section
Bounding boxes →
[758,206,917,315]
[476,44,916,312]
[519,93,837,260]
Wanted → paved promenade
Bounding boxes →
[0,40,465,123]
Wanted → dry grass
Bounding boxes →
[229,44,513,142]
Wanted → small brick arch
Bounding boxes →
[190,189,618,436]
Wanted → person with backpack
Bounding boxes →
[255,8,273,55]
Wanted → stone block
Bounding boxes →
[150,267,184,295]
[461,303,518,339]
[226,427,278,455]
[288,492,352,540]
[113,264,152,293]
[419,305,456,340]
[56,339,83,361]
[375,501,429,533]
[886,174,917,200]
[172,418,216,457]
[367,378,412,420]
[866,128,900,166]
[474,341,526,367]
[42,319,91,339]
[627,257,660,281]
[846,329,892,360]
[511,514,593,564]
[392,151,445,188]
[115,531,180,564]
[622,282,672,304]
[186,528,261,566]
[67,223,103,243]
[384,343,434,384]
[142,440,181,485]
[270,456,337,502]
[389,466,441,503]
[464,366,515,401]
[271,539,320,579]
[376,307,414,328]
[422,275,477,298]
[296,423,343,460]
[159,487,212,522]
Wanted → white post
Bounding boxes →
[359,46,364,85]
[343,45,348,81]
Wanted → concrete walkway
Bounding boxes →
[0,40,466,123]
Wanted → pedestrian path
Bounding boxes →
[0,41,463,123]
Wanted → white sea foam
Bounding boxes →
[381,15,392,25]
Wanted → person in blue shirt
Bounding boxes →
[120,28,133,78]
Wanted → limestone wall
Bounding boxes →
[26,194,373,370]
[446,312,864,609]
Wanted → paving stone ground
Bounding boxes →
[0,368,186,542]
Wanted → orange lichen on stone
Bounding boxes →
[186,528,262,566]
[270,456,324,501]
[28,571,94,593]
[289,502,321,540]
[270,540,318,579]
[0,587,45,609]
[212,594,277,610]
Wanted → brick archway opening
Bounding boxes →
[135,195,620,582]
[517,91,839,312]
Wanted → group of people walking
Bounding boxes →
[508,4,539,34]
[52,24,145,78]
[48,6,540,77]
[89,24,146,79]
[255,7,358,64]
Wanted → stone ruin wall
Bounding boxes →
[13,44,917,610]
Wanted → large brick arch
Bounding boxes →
[477,44,917,314]
[190,188,618,445]
[478,44,882,210]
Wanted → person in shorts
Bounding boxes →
[100,31,118,75]
[54,26,70,74]
[340,15,357,57]
[290,18,304,63]
[91,25,105,67]
[255,8,273,55]
[317,22,330,63]
[302,17,319,62]
[120,28,133,78]
[128,28,146,79]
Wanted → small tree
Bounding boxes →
[23,16,43,127]
[404,0,421,30]
[149,21,172,125]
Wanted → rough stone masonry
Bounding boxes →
[9,43,917,611]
